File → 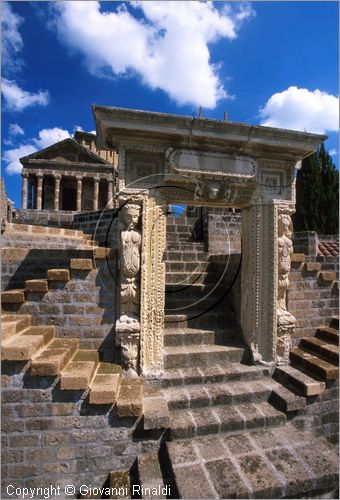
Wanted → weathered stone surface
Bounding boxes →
[60,361,97,390]
[25,279,48,293]
[90,373,120,404]
[138,452,167,499]
[1,290,25,303]
[290,347,339,380]
[31,339,78,376]
[116,379,143,417]
[47,269,70,281]
[110,470,130,499]
[318,270,337,282]
[274,365,325,396]
[70,258,93,270]
[305,262,321,272]
[2,335,45,361]
[143,397,170,430]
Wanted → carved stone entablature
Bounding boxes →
[257,158,296,204]
[166,148,256,180]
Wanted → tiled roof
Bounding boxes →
[318,239,339,257]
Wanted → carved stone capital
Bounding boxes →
[115,331,140,377]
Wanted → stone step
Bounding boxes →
[161,363,270,388]
[70,258,93,271]
[1,289,25,304]
[169,401,286,439]
[167,427,339,499]
[163,379,275,411]
[166,271,226,285]
[138,452,167,499]
[166,261,210,273]
[5,223,91,239]
[1,314,31,340]
[60,349,99,389]
[47,269,71,281]
[25,279,49,293]
[166,242,205,250]
[330,315,339,329]
[273,365,326,397]
[1,325,55,361]
[315,326,339,345]
[290,347,339,381]
[89,362,122,404]
[164,328,215,347]
[2,232,95,248]
[300,336,339,364]
[268,384,306,413]
[31,338,79,376]
[164,344,245,369]
[164,311,238,330]
[116,378,143,417]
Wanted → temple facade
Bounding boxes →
[20,131,118,212]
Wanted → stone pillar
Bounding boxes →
[28,179,33,209]
[76,176,82,212]
[241,202,295,365]
[93,177,100,211]
[21,174,28,209]
[107,179,114,209]
[54,175,61,211]
[36,174,43,210]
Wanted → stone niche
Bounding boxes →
[93,105,325,373]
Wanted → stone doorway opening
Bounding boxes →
[61,180,77,211]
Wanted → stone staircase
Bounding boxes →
[1,250,143,416]
[138,214,339,499]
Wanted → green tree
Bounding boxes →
[294,143,339,234]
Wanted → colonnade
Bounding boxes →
[21,172,115,211]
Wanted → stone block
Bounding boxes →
[291,253,305,263]
[61,361,97,390]
[305,262,321,272]
[1,290,25,304]
[70,258,93,270]
[90,373,120,404]
[143,397,170,430]
[318,271,337,283]
[47,269,70,281]
[116,379,143,417]
[25,279,49,293]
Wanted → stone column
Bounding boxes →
[36,174,43,210]
[76,176,82,212]
[28,179,33,209]
[93,177,100,211]
[21,173,28,209]
[107,179,114,209]
[54,175,61,210]
[241,202,295,365]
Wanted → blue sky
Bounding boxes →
[2,1,339,208]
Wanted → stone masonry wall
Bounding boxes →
[288,256,338,345]
[73,209,118,247]
[203,208,242,255]
[14,210,74,229]
[1,370,159,499]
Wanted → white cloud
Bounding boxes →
[51,1,254,108]
[329,148,337,156]
[3,127,71,175]
[1,2,24,74]
[2,79,50,111]
[9,123,24,137]
[259,86,339,134]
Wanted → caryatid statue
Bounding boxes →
[116,203,142,375]
[276,212,295,363]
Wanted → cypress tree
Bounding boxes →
[293,144,339,234]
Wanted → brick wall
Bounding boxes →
[14,210,74,229]
[73,209,118,246]
[289,234,338,344]
[1,370,160,498]
[203,208,241,255]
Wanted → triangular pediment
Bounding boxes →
[20,138,109,165]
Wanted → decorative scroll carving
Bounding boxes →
[194,179,238,203]
[276,208,296,363]
[116,198,143,376]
